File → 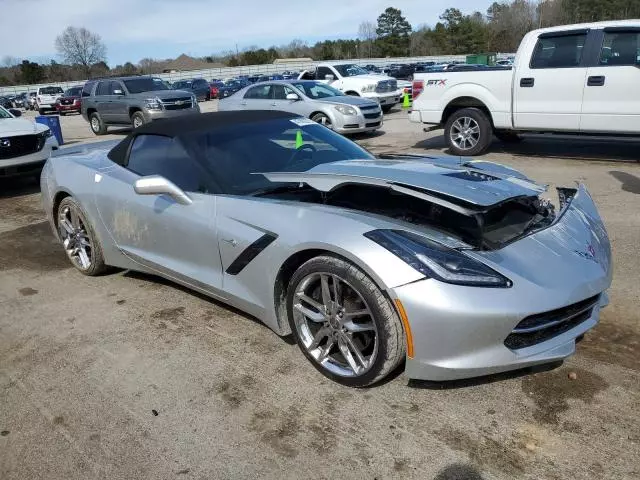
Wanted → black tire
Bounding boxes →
[38,108,45,115]
[287,255,406,387]
[89,112,107,135]
[59,112,66,116]
[131,111,146,129]
[310,112,332,129]
[444,107,492,156]
[495,131,522,144]
[56,197,107,276]
[382,105,393,114]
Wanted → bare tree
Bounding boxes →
[358,21,377,57]
[55,26,107,76]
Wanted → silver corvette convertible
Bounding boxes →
[41,111,612,387]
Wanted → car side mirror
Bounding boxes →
[113,89,125,96]
[134,175,192,205]
[9,108,21,117]
[324,74,335,81]
[286,93,300,101]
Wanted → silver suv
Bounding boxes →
[81,76,200,135]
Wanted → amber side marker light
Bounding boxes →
[394,299,414,359]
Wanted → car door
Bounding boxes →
[242,84,273,110]
[514,30,588,131]
[94,134,223,292]
[581,27,640,133]
[94,80,114,122]
[270,84,309,115]
[109,81,130,124]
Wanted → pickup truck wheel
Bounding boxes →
[131,111,146,129]
[444,108,492,156]
[89,112,107,135]
[382,105,393,114]
[495,131,522,144]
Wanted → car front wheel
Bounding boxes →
[287,255,406,387]
[311,112,333,130]
[57,197,107,276]
[131,111,146,129]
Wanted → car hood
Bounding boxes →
[348,74,395,83]
[261,157,546,210]
[0,118,48,136]
[129,90,193,99]
[316,96,379,107]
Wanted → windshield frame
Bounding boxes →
[0,106,13,119]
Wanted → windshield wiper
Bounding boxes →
[250,184,313,197]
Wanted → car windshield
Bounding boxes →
[122,77,168,94]
[66,87,82,96]
[291,82,344,99]
[226,81,243,88]
[40,87,64,94]
[333,64,369,77]
[0,106,13,119]
[182,117,374,195]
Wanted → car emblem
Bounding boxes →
[0,138,10,148]
[176,100,184,106]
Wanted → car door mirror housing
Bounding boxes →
[133,175,192,205]
[286,93,300,101]
[324,74,335,81]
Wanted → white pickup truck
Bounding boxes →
[410,20,640,155]
[299,63,402,112]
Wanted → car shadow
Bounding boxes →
[433,463,485,480]
[407,361,563,390]
[609,171,640,194]
[413,134,640,162]
[0,175,40,198]
[122,270,297,346]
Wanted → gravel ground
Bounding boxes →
[0,102,638,480]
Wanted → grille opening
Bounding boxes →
[504,295,600,350]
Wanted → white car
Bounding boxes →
[410,20,640,155]
[35,86,64,115]
[299,63,402,113]
[0,105,59,177]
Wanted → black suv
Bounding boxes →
[80,76,200,135]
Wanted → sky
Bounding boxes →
[1,0,493,66]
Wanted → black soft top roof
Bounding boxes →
[107,110,298,165]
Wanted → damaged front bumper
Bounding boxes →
[394,184,613,381]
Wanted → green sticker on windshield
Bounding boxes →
[295,129,303,149]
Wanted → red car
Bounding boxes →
[209,81,224,99]
[55,86,83,115]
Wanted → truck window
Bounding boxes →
[530,33,587,69]
[599,32,640,66]
[96,81,111,96]
[316,66,334,80]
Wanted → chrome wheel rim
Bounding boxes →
[450,116,480,150]
[133,115,143,128]
[293,273,378,377]
[58,205,93,271]
[91,117,100,132]
[313,115,333,130]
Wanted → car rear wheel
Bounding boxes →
[57,197,107,276]
[444,107,492,156]
[90,112,107,135]
[311,113,333,130]
[287,255,405,387]
[131,111,146,129]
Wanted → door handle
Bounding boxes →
[222,238,238,247]
[240,102,247,106]
[520,77,535,87]
[587,75,605,86]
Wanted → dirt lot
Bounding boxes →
[1,102,639,480]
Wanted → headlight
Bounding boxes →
[361,84,377,93]
[144,97,162,110]
[364,230,512,287]
[334,105,357,116]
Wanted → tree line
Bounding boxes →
[2,0,639,87]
